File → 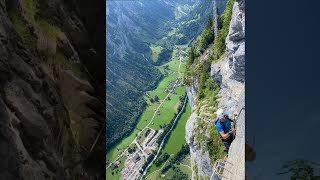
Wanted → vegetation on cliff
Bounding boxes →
[5,0,106,178]
[184,0,235,170]
[213,0,235,61]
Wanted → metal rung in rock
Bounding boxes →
[210,159,234,180]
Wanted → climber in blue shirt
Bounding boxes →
[214,109,235,159]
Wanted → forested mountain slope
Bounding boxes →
[106,0,217,149]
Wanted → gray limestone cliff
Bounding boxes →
[216,0,245,179]
[186,0,245,179]
[186,109,215,179]
[185,49,215,179]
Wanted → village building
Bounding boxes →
[144,148,152,155]
[133,154,141,163]
[115,161,120,166]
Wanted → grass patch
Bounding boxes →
[43,53,84,80]
[106,155,127,180]
[163,101,191,154]
[8,9,36,48]
[149,95,180,130]
[20,0,38,22]
[181,155,191,166]
[150,44,163,62]
[146,102,191,178]
[137,128,148,145]
[146,170,162,180]
[107,45,189,168]
[176,86,186,96]
[148,73,178,100]
[146,157,171,179]
[36,18,61,56]
[207,124,226,164]
[106,101,159,160]
[106,130,138,161]
[165,58,180,71]
[8,5,82,80]
[178,164,192,177]
[165,168,175,178]
[37,18,60,38]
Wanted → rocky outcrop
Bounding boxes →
[225,0,245,83]
[0,0,105,179]
[186,0,245,179]
[211,0,245,179]
[186,51,215,179]
[0,15,72,179]
[186,110,214,179]
[211,0,245,135]
[186,77,198,109]
[222,92,245,180]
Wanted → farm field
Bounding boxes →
[146,102,192,179]
[107,155,127,180]
[107,45,188,164]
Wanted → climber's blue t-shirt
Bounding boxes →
[215,116,231,133]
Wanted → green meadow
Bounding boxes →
[146,102,192,179]
[107,45,189,163]
[107,155,127,180]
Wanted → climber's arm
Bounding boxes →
[219,131,231,140]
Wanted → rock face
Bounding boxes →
[186,50,216,179]
[186,111,214,179]
[186,0,245,179]
[211,0,245,179]
[211,0,245,127]
[225,0,245,83]
[0,0,105,179]
[186,78,198,109]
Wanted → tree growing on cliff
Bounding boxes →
[197,17,214,54]
[213,0,234,61]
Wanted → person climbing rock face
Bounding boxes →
[214,109,235,160]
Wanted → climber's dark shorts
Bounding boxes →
[222,135,234,153]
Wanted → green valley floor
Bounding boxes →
[106,45,191,180]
